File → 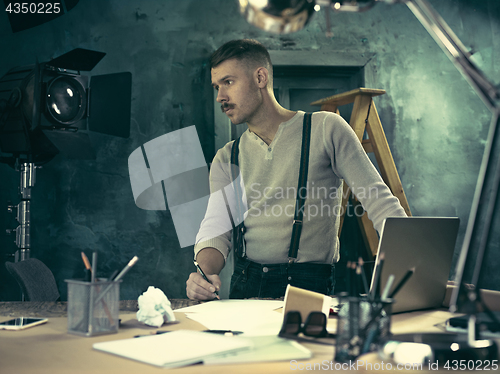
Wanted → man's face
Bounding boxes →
[211,59,262,125]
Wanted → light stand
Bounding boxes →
[6,161,36,262]
[237,0,500,363]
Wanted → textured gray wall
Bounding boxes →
[0,0,499,301]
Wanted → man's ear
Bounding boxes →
[255,67,269,88]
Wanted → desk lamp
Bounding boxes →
[237,0,500,364]
[0,48,132,262]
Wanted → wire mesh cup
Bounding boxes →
[65,279,120,336]
[335,295,393,362]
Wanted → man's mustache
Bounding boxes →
[221,103,234,113]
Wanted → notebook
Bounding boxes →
[370,216,460,313]
[93,330,252,368]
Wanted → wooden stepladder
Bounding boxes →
[311,88,412,257]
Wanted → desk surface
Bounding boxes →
[0,302,497,374]
[0,299,199,317]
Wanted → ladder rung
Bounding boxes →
[310,87,386,107]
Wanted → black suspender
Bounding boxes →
[230,136,246,258]
[230,112,312,261]
[288,112,312,262]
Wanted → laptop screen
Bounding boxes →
[369,217,460,313]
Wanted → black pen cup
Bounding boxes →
[334,294,393,362]
[65,278,120,337]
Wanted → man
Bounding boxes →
[186,39,406,300]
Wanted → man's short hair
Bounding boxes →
[210,39,273,77]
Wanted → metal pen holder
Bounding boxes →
[65,279,120,337]
[335,294,393,362]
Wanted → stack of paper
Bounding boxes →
[174,300,312,365]
[94,300,314,368]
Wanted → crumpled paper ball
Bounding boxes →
[136,286,176,327]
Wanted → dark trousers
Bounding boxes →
[229,256,335,299]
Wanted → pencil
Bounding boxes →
[381,274,395,301]
[346,261,352,296]
[93,256,139,305]
[351,261,358,296]
[358,257,370,295]
[91,252,97,283]
[81,252,91,271]
[113,256,139,282]
[389,267,415,299]
[370,252,385,301]
[194,261,219,298]
[356,263,362,297]
[81,252,92,282]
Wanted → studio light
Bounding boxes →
[0,48,132,262]
[0,48,132,164]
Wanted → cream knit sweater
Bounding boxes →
[194,111,407,265]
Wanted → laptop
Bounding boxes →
[370,216,460,313]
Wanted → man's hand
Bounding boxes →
[187,247,224,300]
[186,272,221,300]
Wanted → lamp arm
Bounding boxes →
[402,0,500,112]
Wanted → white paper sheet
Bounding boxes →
[176,299,283,313]
[177,300,285,336]
[93,330,252,368]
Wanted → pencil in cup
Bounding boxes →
[80,252,115,329]
[94,256,139,304]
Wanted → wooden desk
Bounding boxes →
[0,299,198,317]
[0,302,498,373]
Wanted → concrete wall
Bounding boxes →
[0,0,499,301]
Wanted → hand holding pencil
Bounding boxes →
[187,261,221,300]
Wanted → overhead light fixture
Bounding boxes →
[238,0,377,34]
[238,0,316,34]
